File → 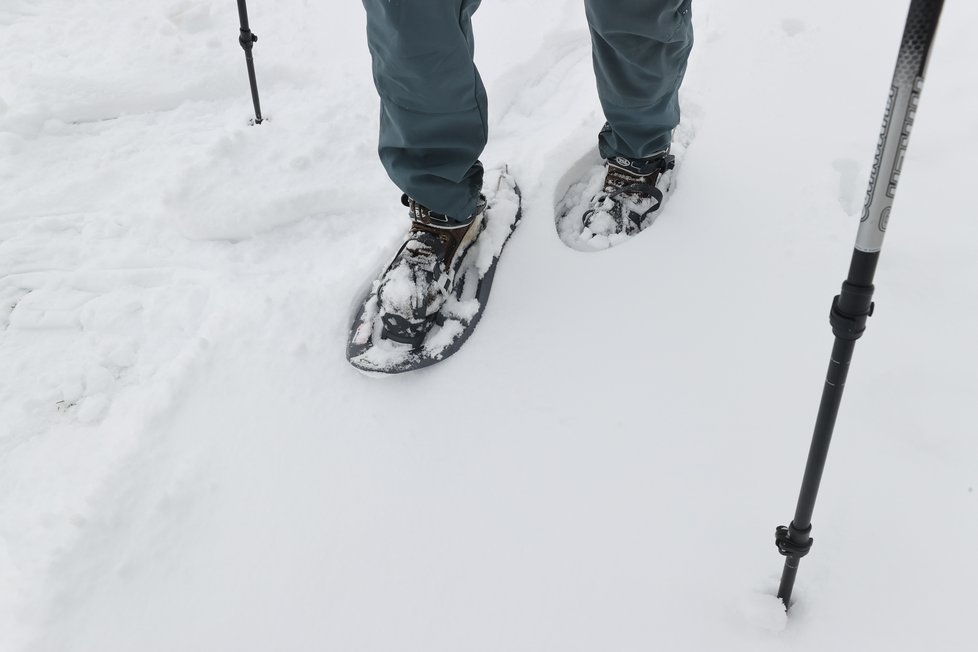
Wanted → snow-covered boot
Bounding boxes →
[376,195,487,346]
[581,151,676,239]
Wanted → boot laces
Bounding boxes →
[602,155,674,199]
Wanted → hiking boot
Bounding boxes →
[377,194,487,346]
[581,151,676,238]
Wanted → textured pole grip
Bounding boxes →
[856,0,943,253]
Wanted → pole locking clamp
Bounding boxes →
[239,29,258,52]
[775,523,814,558]
[829,281,875,341]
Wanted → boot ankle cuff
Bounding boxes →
[608,150,671,176]
[402,195,473,229]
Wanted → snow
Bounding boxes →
[1,0,977,650]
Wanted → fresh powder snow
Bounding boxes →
[1,1,976,651]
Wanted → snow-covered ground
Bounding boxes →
[2,1,976,650]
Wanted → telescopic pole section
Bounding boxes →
[775,0,943,609]
[236,0,263,124]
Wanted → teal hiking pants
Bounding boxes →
[362,0,694,221]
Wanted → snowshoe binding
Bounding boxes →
[556,146,684,251]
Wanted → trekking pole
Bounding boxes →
[774,0,944,609]
[236,0,264,124]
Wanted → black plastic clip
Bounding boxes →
[829,281,875,341]
[775,523,814,558]
[239,29,258,53]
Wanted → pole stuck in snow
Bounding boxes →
[775,0,944,609]
[236,0,264,124]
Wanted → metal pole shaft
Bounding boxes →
[775,0,944,608]
[236,0,263,124]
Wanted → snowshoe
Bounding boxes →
[347,166,521,374]
[556,126,692,251]
[556,150,674,251]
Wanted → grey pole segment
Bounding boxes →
[775,0,944,609]
[236,0,263,124]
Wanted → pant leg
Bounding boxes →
[362,0,487,221]
[584,0,694,160]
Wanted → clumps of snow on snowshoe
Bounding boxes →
[376,244,443,321]
[473,185,521,275]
